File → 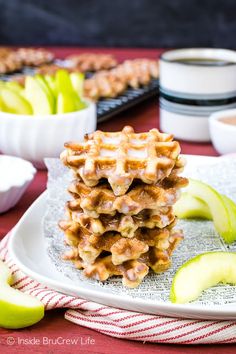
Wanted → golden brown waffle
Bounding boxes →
[84,70,126,100]
[0,47,12,58]
[61,224,178,263]
[66,175,188,217]
[0,51,22,74]
[36,63,64,75]
[112,58,159,89]
[0,48,54,74]
[60,206,175,238]
[66,53,117,72]
[35,63,85,75]
[83,59,159,100]
[61,126,183,196]
[62,228,183,288]
[15,48,54,66]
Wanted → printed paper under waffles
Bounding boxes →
[59,126,188,287]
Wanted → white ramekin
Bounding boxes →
[209,109,236,155]
[0,102,96,168]
[160,48,236,142]
[0,155,36,213]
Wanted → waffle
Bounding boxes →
[61,221,177,254]
[60,205,175,238]
[0,47,12,58]
[112,59,159,89]
[62,228,183,288]
[67,175,187,218]
[14,48,54,66]
[84,70,126,100]
[66,53,117,72]
[61,126,183,196]
[83,58,159,100]
[0,51,22,74]
[36,63,64,75]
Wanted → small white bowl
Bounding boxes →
[0,155,36,213]
[209,109,236,155]
[0,101,96,169]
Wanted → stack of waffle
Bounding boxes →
[59,126,188,288]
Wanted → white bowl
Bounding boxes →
[160,106,211,142]
[209,109,236,155]
[0,102,96,168]
[160,48,236,142]
[0,155,36,213]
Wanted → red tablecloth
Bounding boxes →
[0,48,231,354]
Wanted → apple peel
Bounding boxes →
[0,260,44,329]
[175,179,236,244]
[170,252,236,304]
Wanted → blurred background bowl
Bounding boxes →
[0,101,96,169]
[0,155,36,213]
[209,109,236,155]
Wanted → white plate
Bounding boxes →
[8,155,236,320]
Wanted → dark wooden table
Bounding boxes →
[1,48,233,354]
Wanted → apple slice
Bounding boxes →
[174,193,212,220]
[35,74,55,113]
[222,195,236,237]
[170,252,236,304]
[5,81,24,94]
[24,76,53,115]
[55,70,87,112]
[0,94,3,110]
[57,92,77,113]
[186,179,236,243]
[0,260,44,328]
[0,87,33,115]
[74,96,87,111]
[70,72,85,98]
[45,75,57,96]
[55,69,74,94]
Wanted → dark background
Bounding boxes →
[0,0,235,48]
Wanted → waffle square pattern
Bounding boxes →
[59,126,188,288]
[61,126,182,196]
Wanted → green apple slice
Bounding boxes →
[5,81,24,94]
[25,76,53,115]
[174,193,212,220]
[70,72,85,98]
[55,69,74,94]
[0,94,3,110]
[0,260,44,328]
[35,74,55,113]
[0,87,33,115]
[187,179,236,243]
[170,252,236,304]
[221,195,236,237]
[57,92,77,113]
[74,96,87,111]
[45,75,57,96]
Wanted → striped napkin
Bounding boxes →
[1,233,236,345]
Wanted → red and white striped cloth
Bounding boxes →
[1,233,236,345]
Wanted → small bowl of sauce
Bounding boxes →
[209,109,236,155]
[218,117,236,125]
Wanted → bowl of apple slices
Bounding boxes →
[0,70,96,168]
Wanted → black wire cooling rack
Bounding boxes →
[96,78,159,123]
